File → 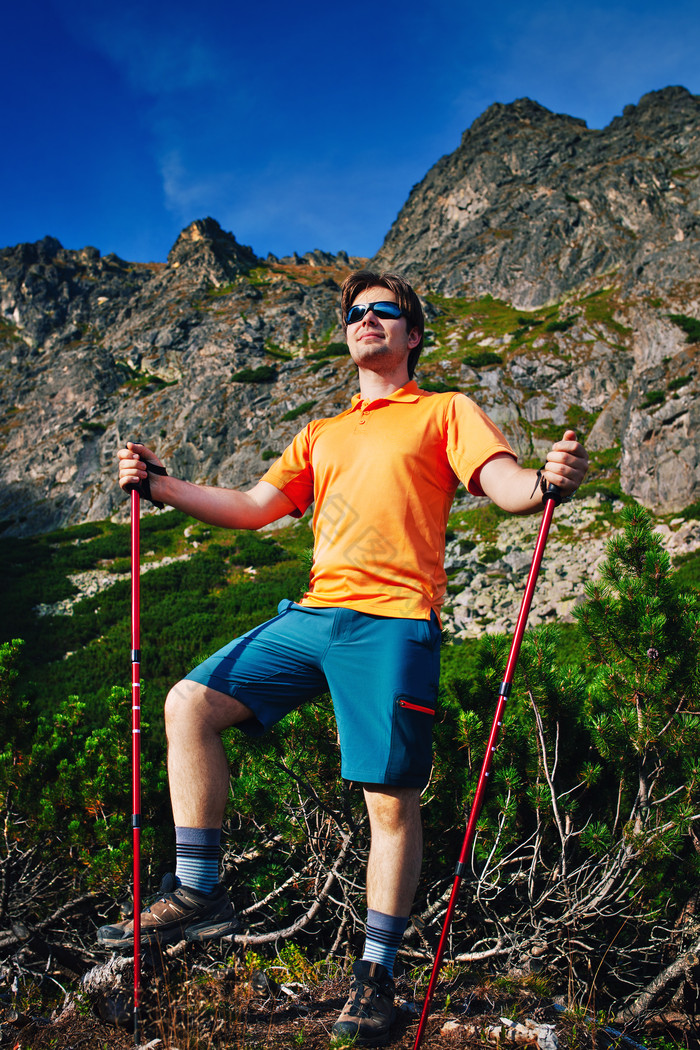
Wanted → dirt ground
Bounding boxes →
[2,954,695,1050]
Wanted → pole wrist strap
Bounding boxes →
[137,461,168,508]
[530,466,573,506]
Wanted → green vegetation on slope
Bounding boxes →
[1,498,699,1014]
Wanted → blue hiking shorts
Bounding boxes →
[184,599,441,788]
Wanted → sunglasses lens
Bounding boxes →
[373,303,402,319]
[346,305,366,325]
[346,302,403,324]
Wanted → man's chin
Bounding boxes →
[351,345,390,366]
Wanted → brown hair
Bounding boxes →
[340,270,425,379]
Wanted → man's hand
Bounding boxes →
[543,429,589,498]
[478,430,589,513]
[117,441,165,495]
[117,441,297,529]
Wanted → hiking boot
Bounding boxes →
[331,960,396,1046]
[96,873,239,950]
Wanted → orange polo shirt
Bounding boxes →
[262,381,516,620]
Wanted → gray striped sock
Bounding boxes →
[175,826,221,894]
[362,909,409,976]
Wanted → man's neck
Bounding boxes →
[357,366,411,401]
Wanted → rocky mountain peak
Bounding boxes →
[167,217,260,286]
[372,86,700,306]
[465,96,588,141]
[0,235,146,350]
[614,84,700,126]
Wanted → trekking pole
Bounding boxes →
[130,487,142,1044]
[413,485,562,1050]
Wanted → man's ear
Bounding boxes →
[407,328,421,348]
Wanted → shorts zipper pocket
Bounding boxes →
[397,698,435,717]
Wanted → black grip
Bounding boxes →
[543,483,562,504]
[126,448,167,508]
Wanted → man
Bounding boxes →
[104,270,588,1044]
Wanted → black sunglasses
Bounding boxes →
[345,301,405,326]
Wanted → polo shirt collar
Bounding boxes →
[350,380,421,410]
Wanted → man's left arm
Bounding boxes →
[477,429,589,514]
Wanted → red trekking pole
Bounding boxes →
[413,485,562,1050]
[130,488,142,1043]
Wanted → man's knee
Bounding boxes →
[165,679,200,732]
[363,785,422,833]
[165,679,254,736]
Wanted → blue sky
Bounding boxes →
[3,0,699,263]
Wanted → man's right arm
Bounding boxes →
[117,441,297,530]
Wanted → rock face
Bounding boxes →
[0,225,355,535]
[441,498,700,638]
[1,88,699,538]
[372,87,700,307]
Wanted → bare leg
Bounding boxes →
[363,785,423,916]
[164,679,253,828]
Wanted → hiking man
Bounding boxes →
[104,270,589,1044]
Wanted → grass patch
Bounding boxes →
[673,550,700,591]
[545,314,578,333]
[265,343,293,360]
[230,365,277,383]
[281,400,317,422]
[564,405,599,438]
[307,342,348,361]
[667,375,691,392]
[681,500,700,521]
[670,166,700,179]
[206,283,235,297]
[421,378,462,393]
[247,266,273,287]
[463,350,503,368]
[425,293,524,352]
[589,445,622,473]
[0,511,312,716]
[116,361,179,393]
[531,419,565,444]
[576,479,627,504]
[448,501,510,545]
[641,390,665,410]
[580,288,632,338]
[421,293,592,362]
[668,313,700,343]
[307,345,350,373]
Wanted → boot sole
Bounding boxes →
[185,916,242,942]
[97,914,240,951]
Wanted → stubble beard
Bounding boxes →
[351,336,403,375]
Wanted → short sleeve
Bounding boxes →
[444,394,517,495]
[260,425,315,517]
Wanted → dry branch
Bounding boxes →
[615,935,700,1023]
[232,829,354,945]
